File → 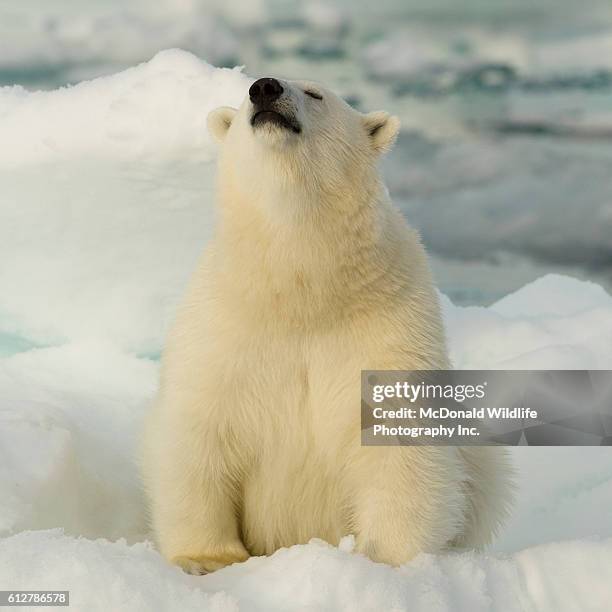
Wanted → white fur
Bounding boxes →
[142,79,514,574]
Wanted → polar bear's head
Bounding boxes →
[207,78,399,210]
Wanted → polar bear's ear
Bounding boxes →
[362,111,400,154]
[207,107,237,143]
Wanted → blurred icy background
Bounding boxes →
[1,0,612,304]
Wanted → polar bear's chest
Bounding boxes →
[211,326,362,445]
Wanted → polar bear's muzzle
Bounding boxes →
[249,77,302,134]
[251,110,301,134]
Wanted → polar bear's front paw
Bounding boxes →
[172,547,250,575]
[173,556,211,575]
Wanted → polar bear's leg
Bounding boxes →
[144,406,249,574]
[451,446,515,549]
[347,446,468,565]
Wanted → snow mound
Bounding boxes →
[1,276,611,610]
[1,531,611,612]
[1,53,612,611]
[0,343,156,541]
[0,50,250,354]
[490,274,612,318]
[0,49,247,166]
[443,274,612,370]
[0,531,236,612]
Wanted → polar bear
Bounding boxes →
[142,77,513,574]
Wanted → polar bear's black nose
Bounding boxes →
[249,78,284,106]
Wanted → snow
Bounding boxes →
[1,51,612,610]
[490,274,612,318]
[0,343,155,541]
[0,49,250,354]
[1,532,611,611]
[443,274,612,370]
